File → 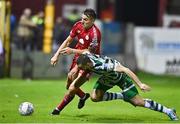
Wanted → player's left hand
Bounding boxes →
[50,55,58,66]
[140,83,151,92]
[60,47,73,55]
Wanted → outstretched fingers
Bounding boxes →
[141,83,151,92]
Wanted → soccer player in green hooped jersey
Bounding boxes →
[59,47,178,121]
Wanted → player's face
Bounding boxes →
[78,64,88,70]
[81,14,94,29]
[78,62,92,70]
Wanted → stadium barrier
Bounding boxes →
[10,49,73,79]
[134,27,180,75]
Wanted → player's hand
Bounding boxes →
[60,47,73,55]
[139,83,151,92]
[50,55,58,66]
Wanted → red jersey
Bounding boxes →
[69,21,101,70]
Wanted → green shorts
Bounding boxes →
[93,73,139,101]
[122,86,138,102]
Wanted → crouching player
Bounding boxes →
[60,47,178,121]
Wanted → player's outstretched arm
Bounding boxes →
[50,36,73,66]
[60,47,89,55]
[115,65,151,92]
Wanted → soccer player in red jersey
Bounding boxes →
[50,8,101,115]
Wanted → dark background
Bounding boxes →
[11,0,167,26]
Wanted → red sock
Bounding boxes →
[57,94,74,111]
[76,88,85,98]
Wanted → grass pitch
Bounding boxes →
[0,72,180,123]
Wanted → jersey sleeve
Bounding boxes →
[104,62,114,71]
[91,55,114,72]
[82,51,90,55]
[89,38,98,50]
[93,62,114,72]
[113,61,121,72]
[89,27,101,54]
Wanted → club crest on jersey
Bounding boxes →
[79,39,84,44]
[85,35,89,40]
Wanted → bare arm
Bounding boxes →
[54,36,73,57]
[50,36,73,66]
[59,47,89,55]
[67,71,88,95]
[115,65,151,92]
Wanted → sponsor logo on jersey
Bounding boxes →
[85,35,89,40]
[79,39,84,44]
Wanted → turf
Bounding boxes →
[0,72,180,123]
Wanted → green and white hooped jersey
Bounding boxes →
[84,52,123,86]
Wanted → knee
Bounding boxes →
[68,84,77,95]
[90,94,102,102]
[68,72,73,80]
[68,69,77,80]
[131,99,144,107]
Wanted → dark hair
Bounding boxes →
[77,54,91,66]
[83,8,96,20]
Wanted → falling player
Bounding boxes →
[59,47,178,121]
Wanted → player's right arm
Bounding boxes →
[114,64,151,92]
[50,36,73,66]
[51,22,80,66]
[59,47,89,55]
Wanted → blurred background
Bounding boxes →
[0,0,180,79]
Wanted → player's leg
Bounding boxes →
[51,81,78,115]
[51,74,87,115]
[91,88,105,102]
[77,70,91,109]
[66,62,90,109]
[91,78,124,102]
[143,99,178,121]
[102,91,124,101]
[123,86,178,121]
[129,95,178,121]
[51,93,75,115]
[121,72,178,121]
[120,73,178,121]
[51,65,81,115]
[51,76,76,115]
[121,83,179,121]
[67,65,89,101]
[66,64,78,89]
[91,89,124,102]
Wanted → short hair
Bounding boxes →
[77,54,91,66]
[83,8,96,20]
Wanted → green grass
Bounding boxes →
[0,72,180,123]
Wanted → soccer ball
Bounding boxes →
[18,102,34,116]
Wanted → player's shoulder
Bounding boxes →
[82,51,90,55]
[91,24,101,36]
[82,51,97,58]
[73,21,82,27]
[94,24,100,31]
